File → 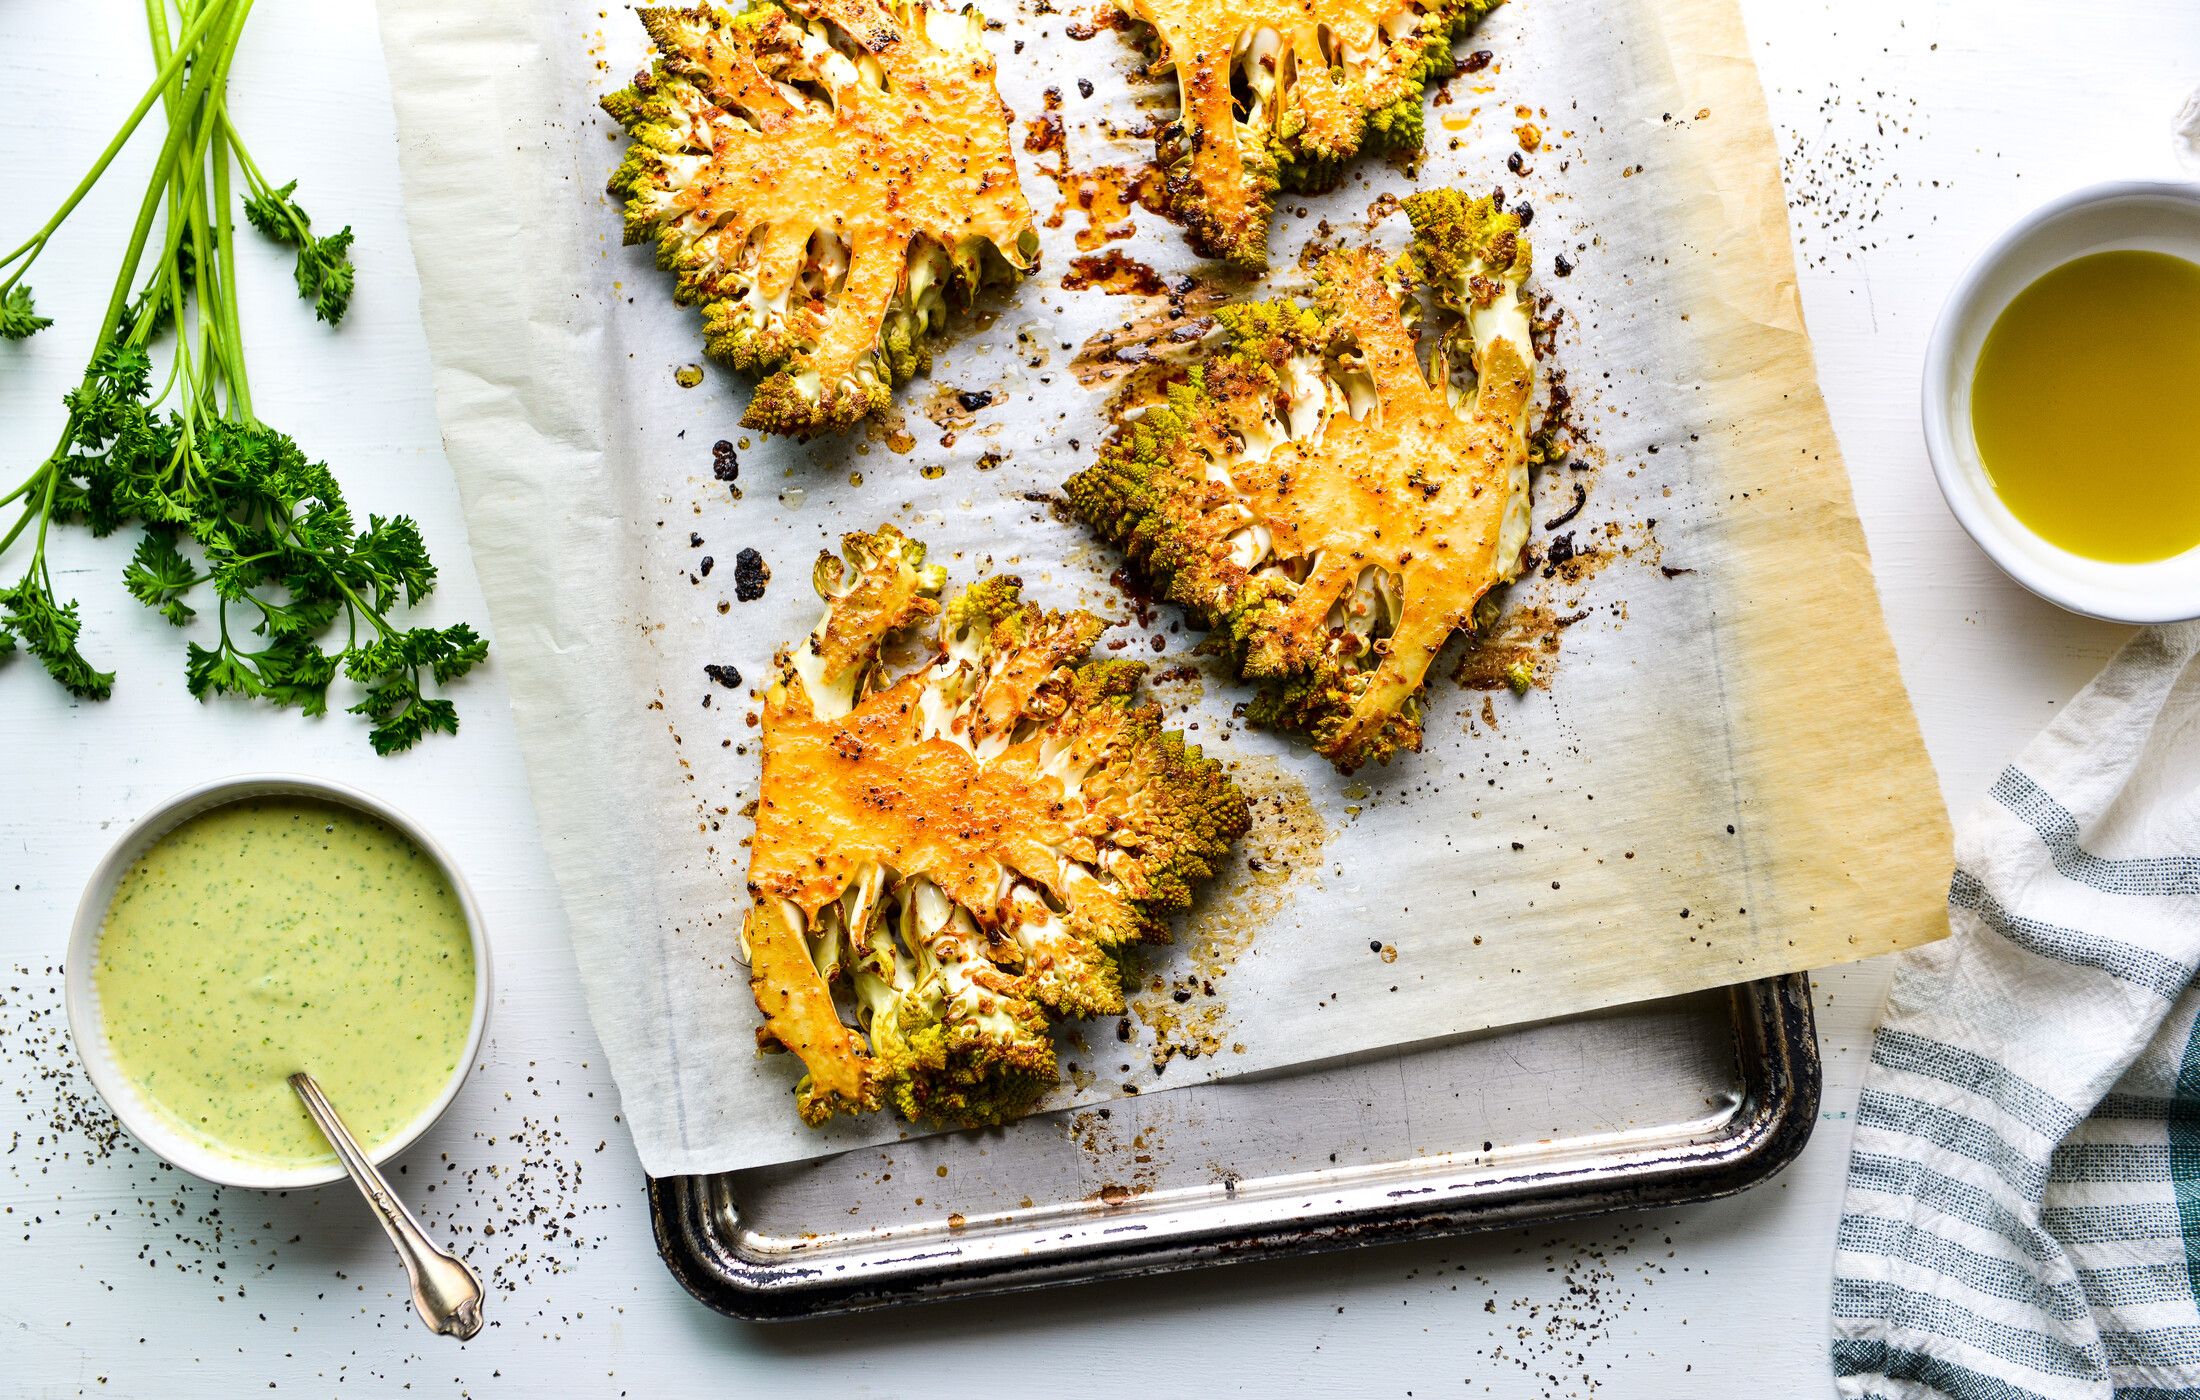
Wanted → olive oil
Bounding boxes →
[1970,249,2200,563]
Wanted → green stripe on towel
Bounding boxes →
[2171,1009,2200,1311]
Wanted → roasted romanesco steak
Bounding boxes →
[603,1,1039,436]
[1067,190,1536,773]
[1118,0,1502,266]
[743,525,1250,1127]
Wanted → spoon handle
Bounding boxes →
[289,1072,485,1341]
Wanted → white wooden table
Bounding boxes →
[3,2,2193,1394]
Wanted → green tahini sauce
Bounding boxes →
[93,797,477,1168]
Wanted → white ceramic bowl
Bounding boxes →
[1922,180,2200,623]
[65,774,492,1190]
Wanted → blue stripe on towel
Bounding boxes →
[2049,1142,2175,1184]
[1991,768,2200,897]
[1831,1279,2105,1377]
[1871,1029,2084,1140]
[1831,1337,2077,1397]
[2041,1202,2185,1246]
[2101,1322,2200,1369]
[1858,1090,2052,1197]
[1948,869,2194,1000]
[2073,1262,2197,1310]
[1838,1214,2087,1321]
[1847,1152,2061,1263]
[2094,1093,2200,1124]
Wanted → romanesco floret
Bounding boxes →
[603,1,1039,437]
[1065,189,1537,773]
[1116,0,1502,266]
[742,524,1250,1127]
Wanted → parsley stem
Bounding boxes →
[334,576,399,642]
[0,465,44,511]
[211,118,252,420]
[0,0,235,290]
[0,502,35,560]
[219,115,316,250]
[79,1,245,362]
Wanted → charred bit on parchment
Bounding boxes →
[1024,85,1169,254]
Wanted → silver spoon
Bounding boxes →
[289,1071,485,1340]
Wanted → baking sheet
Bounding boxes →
[652,976,1820,1319]
[372,0,1950,1176]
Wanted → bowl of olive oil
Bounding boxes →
[1923,181,2200,622]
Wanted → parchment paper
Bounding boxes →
[373,0,1953,1176]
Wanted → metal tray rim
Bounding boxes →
[649,973,1819,1321]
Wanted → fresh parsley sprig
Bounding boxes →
[238,165,357,326]
[0,0,483,752]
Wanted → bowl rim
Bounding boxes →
[64,773,493,1191]
[1920,177,2200,624]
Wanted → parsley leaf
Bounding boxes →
[153,422,485,750]
[344,624,485,754]
[122,531,199,625]
[0,575,114,699]
[242,179,357,326]
[0,285,53,341]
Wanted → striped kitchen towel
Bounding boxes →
[1834,621,2200,1399]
